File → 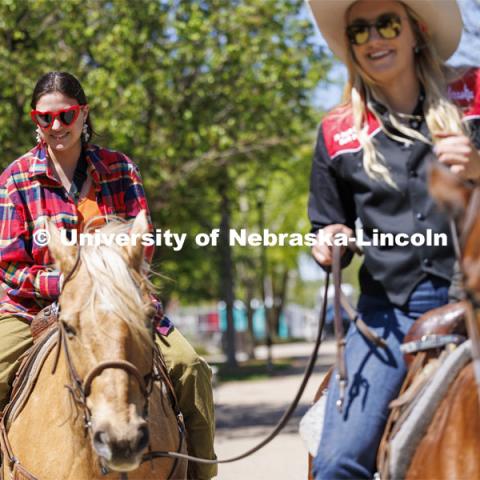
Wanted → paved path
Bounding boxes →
[212,340,336,480]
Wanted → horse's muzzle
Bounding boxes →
[92,423,150,471]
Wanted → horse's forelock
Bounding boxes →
[74,218,154,346]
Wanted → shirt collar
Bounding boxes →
[368,87,425,121]
[28,145,56,181]
[83,144,111,178]
[29,144,111,181]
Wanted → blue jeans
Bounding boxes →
[313,276,449,480]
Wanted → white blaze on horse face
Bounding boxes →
[99,299,115,313]
[90,396,148,471]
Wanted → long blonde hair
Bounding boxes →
[342,3,466,188]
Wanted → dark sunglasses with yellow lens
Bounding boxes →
[346,13,402,46]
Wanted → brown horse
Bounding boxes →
[404,165,480,479]
[2,212,187,479]
[307,166,480,480]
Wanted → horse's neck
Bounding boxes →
[7,344,100,478]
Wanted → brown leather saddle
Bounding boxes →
[0,304,59,421]
[401,301,467,365]
[377,300,468,478]
[306,301,468,480]
[30,303,59,343]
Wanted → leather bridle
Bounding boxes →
[52,318,154,434]
[52,317,185,479]
[55,248,186,478]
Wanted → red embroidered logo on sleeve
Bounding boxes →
[322,106,381,159]
[448,67,480,118]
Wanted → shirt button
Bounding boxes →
[411,120,419,129]
[416,213,425,221]
[423,258,432,267]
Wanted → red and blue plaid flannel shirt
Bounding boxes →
[0,143,172,334]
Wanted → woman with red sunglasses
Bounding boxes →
[306,0,479,478]
[0,71,217,479]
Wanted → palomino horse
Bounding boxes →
[1,212,187,479]
[402,165,480,479]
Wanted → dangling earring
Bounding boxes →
[35,128,42,144]
[82,123,90,143]
[413,45,420,55]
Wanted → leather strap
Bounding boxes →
[332,241,386,413]
[400,334,466,354]
[332,244,347,413]
[83,360,147,398]
[339,291,387,348]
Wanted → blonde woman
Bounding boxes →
[306,0,479,478]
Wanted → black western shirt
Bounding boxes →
[308,67,480,306]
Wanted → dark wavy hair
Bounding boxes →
[31,71,94,142]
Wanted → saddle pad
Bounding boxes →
[299,389,327,456]
[389,340,471,479]
[6,329,58,429]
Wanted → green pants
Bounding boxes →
[157,328,217,479]
[0,315,217,480]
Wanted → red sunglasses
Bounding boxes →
[30,104,87,129]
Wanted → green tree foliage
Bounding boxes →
[0,0,332,360]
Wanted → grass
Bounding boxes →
[210,358,293,383]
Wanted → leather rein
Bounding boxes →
[1,238,384,476]
[142,242,386,467]
[332,242,387,413]
[60,247,335,469]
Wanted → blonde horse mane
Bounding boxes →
[75,217,155,347]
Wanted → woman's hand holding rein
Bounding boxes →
[434,132,480,180]
[311,224,354,267]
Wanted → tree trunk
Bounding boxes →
[219,179,237,368]
[245,282,256,360]
[258,198,273,373]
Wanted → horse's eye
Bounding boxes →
[62,321,77,339]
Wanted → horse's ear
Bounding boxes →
[127,210,149,271]
[429,164,472,218]
[46,221,78,274]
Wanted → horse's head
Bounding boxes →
[429,165,480,300]
[48,211,156,472]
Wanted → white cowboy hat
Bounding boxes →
[306,0,463,62]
